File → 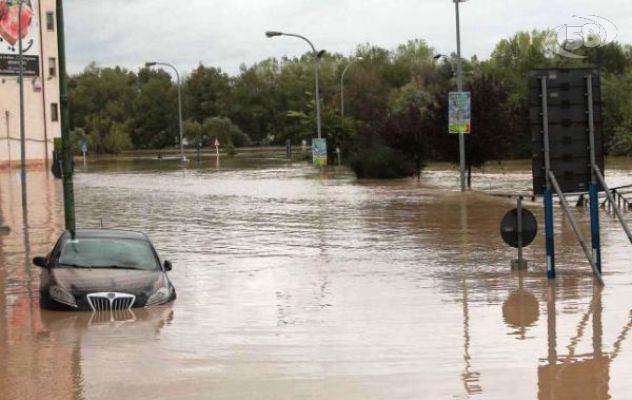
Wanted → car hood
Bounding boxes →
[52,267,164,295]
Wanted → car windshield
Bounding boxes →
[58,238,159,270]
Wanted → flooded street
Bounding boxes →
[2,153,632,399]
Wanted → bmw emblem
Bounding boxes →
[107,292,116,299]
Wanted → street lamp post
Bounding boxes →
[18,0,27,213]
[454,0,467,192]
[145,61,185,162]
[340,57,362,117]
[266,31,324,139]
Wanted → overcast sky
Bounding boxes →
[64,0,632,77]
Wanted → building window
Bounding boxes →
[46,12,55,31]
[51,103,59,122]
[48,57,56,78]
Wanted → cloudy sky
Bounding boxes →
[64,0,631,76]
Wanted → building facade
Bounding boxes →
[0,0,60,169]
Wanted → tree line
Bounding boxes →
[67,30,632,180]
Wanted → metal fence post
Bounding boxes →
[586,75,602,273]
[541,77,555,279]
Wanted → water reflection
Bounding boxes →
[537,285,632,400]
[503,271,540,339]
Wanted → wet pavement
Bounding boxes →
[1,154,632,399]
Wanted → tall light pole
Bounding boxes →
[57,0,76,235]
[18,0,27,214]
[454,0,467,192]
[266,31,324,138]
[340,56,362,117]
[145,61,185,162]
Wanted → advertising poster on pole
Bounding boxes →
[449,91,471,134]
[0,0,40,76]
[312,138,327,167]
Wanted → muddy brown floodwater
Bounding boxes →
[2,153,632,400]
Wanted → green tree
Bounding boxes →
[605,68,632,155]
[184,119,205,145]
[185,65,232,122]
[130,68,178,149]
[202,117,250,147]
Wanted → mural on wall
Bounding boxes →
[0,0,40,76]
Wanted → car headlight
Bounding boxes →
[49,285,77,307]
[146,286,171,306]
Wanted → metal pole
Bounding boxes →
[57,0,76,235]
[455,0,466,192]
[586,74,602,273]
[148,62,184,162]
[18,0,27,214]
[541,77,555,279]
[313,55,322,139]
[549,172,604,285]
[281,33,322,139]
[340,61,353,117]
[517,196,524,264]
[175,69,184,162]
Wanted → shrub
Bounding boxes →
[349,143,416,179]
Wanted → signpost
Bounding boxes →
[214,138,220,157]
[312,138,327,167]
[80,138,88,167]
[529,68,610,284]
[449,92,471,134]
[500,197,538,269]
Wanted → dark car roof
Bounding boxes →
[62,229,150,241]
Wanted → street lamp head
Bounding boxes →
[145,62,157,67]
[265,31,283,38]
[317,49,326,59]
[433,54,445,60]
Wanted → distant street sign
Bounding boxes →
[214,138,220,147]
[312,138,327,167]
[80,140,88,154]
[449,91,471,134]
[500,208,538,248]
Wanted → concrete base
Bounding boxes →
[511,259,528,270]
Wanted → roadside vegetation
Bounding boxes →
[67,31,632,182]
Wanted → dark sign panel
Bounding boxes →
[0,53,39,76]
[529,68,605,195]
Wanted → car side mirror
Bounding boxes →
[163,260,172,271]
[33,256,48,268]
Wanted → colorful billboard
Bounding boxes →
[449,91,471,134]
[0,0,40,76]
[312,138,327,167]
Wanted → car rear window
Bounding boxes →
[58,238,159,270]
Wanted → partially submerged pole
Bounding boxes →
[511,196,528,270]
[548,172,604,285]
[586,75,602,273]
[57,0,76,236]
[541,77,556,279]
[18,0,27,216]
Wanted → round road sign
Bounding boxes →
[500,208,538,248]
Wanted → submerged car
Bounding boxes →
[33,229,176,311]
